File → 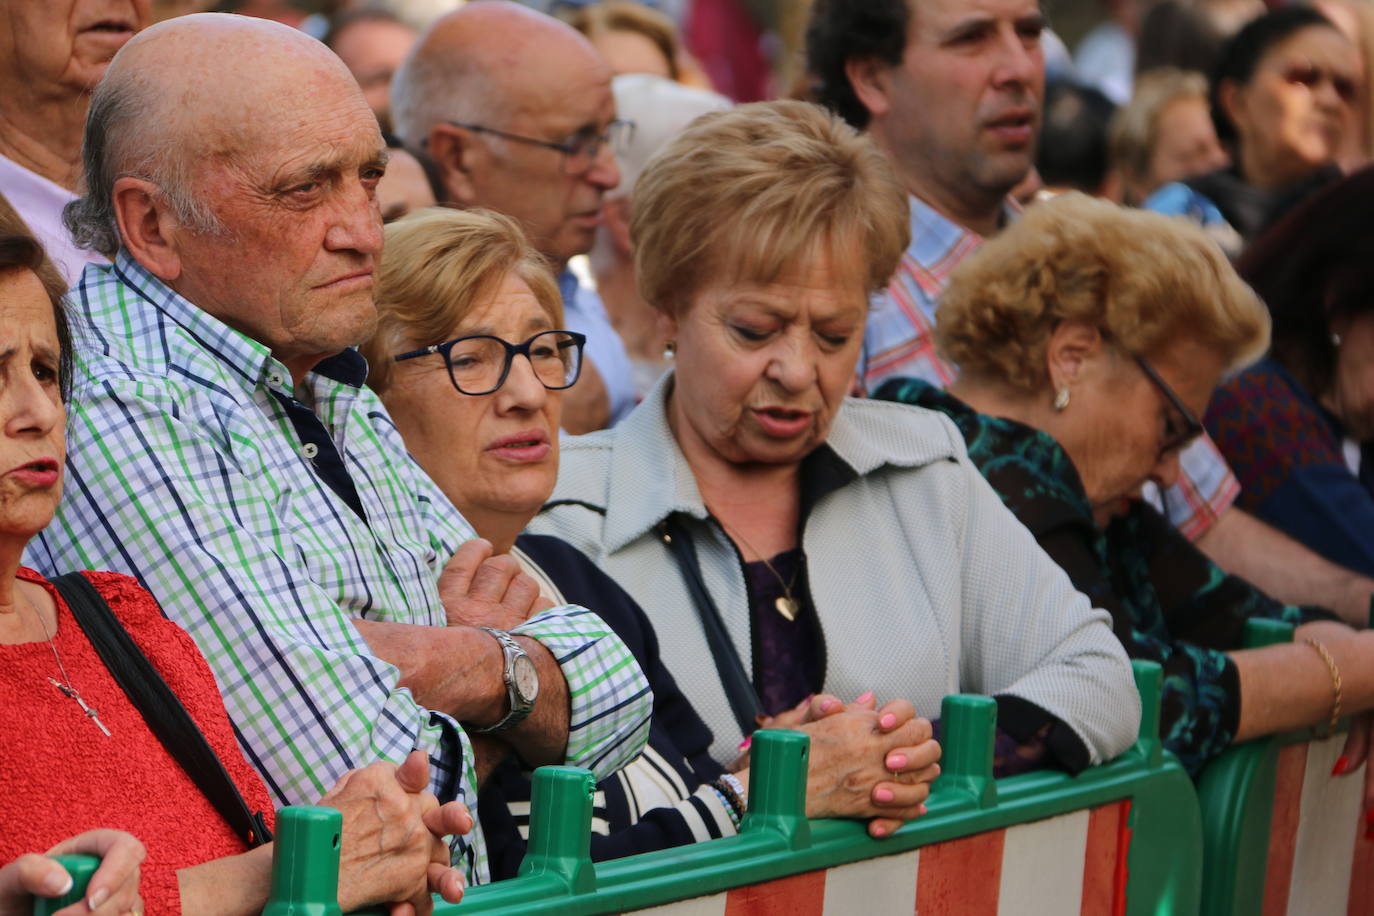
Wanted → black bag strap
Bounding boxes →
[51,572,273,849]
[657,516,762,737]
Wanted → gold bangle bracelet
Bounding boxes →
[1304,638,1343,738]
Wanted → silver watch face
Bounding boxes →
[512,654,539,702]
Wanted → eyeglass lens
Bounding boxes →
[562,121,635,174]
[447,330,583,394]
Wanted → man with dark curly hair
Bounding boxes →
[804,0,1374,628]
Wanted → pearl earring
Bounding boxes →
[1053,387,1071,411]
[1332,332,1344,348]
[663,340,676,360]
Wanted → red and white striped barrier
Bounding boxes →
[625,801,1131,916]
[1262,734,1374,915]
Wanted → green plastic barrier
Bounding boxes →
[1196,619,1361,916]
[31,663,1205,915]
[31,855,99,916]
[360,662,1197,915]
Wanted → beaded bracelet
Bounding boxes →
[713,773,748,827]
[1304,638,1343,738]
[708,783,742,831]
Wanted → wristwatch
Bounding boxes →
[473,627,539,733]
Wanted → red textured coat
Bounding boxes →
[1,568,277,915]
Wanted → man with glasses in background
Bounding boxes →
[392,1,639,433]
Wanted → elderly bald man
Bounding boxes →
[0,0,150,284]
[27,13,652,885]
[391,1,638,434]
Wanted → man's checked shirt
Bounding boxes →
[26,253,652,884]
[859,194,1239,541]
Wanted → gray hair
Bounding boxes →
[64,70,226,258]
[389,38,500,151]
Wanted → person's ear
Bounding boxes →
[112,176,182,281]
[427,122,480,206]
[605,195,633,256]
[1217,79,1246,138]
[656,306,678,346]
[845,56,896,121]
[1045,319,1103,394]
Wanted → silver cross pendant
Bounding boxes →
[48,677,113,737]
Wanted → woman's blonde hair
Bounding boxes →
[567,0,684,81]
[1108,68,1211,202]
[935,193,1270,392]
[362,207,563,393]
[630,99,910,315]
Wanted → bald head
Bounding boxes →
[112,14,368,164]
[391,1,621,268]
[392,1,610,149]
[68,13,380,257]
[67,12,389,379]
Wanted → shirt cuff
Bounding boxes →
[512,605,653,781]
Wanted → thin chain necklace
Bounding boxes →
[713,516,803,622]
[20,587,112,737]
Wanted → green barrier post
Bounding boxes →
[1125,659,1204,916]
[517,766,597,894]
[742,729,811,849]
[31,855,99,916]
[938,694,997,809]
[262,805,344,916]
[1196,619,1296,916]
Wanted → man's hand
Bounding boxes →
[322,750,472,915]
[0,830,146,916]
[439,539,553,630]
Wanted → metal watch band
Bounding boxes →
[472,626,535,733]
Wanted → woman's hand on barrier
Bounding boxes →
[0,830,146,916]
[323,750,472,915]
[1334,710,1374,836]
[798,708,938,834]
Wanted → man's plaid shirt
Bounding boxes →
[859,194,1239,541]
[26,253,652,883]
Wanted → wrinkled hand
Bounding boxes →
[0,830,145,916]
[796,702,941,838]
[439,539,553,630]
[322,750,473,915]
[1335,710,1374,839]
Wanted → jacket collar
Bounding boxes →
[599,370,962,552]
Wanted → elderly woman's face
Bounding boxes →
[665,246,866,469]
[381,272,562,535]
[0,269,66,546]
[1055,335,1225,526]
[1229,26,1359,184]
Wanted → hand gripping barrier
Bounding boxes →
[1196,619,1374,916]
[32,662,1204,915]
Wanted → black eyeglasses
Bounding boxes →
[1132,353,1204,457]
[394,330,587,396]
[444,120,635,175]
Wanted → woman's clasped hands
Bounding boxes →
[750,692,942,839]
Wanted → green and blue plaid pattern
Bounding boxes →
[26,253,652,884]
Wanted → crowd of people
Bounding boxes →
[3,0,1374,913]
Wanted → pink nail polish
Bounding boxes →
[819,698,837,713]
[856,691,875,704]
[886,754,908,770]
[737,736,752,751]
[880,713,897,730]
[874,787,894,802]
